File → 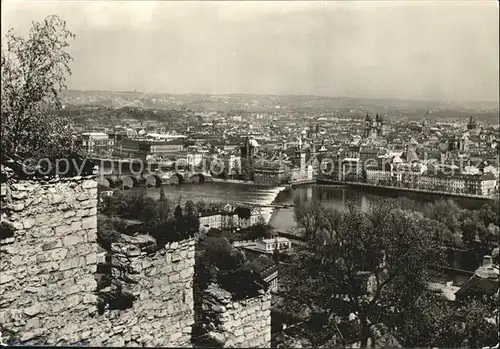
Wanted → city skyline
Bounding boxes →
[2,0,499,102]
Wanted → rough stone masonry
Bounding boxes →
[0,173,271,347]
[200,284,272,348]
[0,175,196,346]
[0,175,100,344]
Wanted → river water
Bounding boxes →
[135,182,486,234]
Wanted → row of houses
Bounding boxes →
[360,158,498,196]
[198,204,266,231]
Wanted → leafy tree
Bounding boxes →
[293,195,325,242]
[480,223,500,248]
[195,200,207,213]
[183,200,200,235]
[173,204,185,236]
[195,237,247,289]
[461,217,483,246]
[96,215,122,250]
[479,202,498,227]
[159,185,167,202]
[285,199,442,347]
[1,15,77,159]
[156,194,172,226]
[142,197,159,229]
[239,223,273,240]
[395,292,499,348]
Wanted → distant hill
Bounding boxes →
[61,90,499,113]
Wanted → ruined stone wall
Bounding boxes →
[200,284,271,348]
[96,237,195,347]
[0,176,99,344]
[0,176,196,346]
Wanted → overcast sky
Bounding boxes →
[2,0,499,102]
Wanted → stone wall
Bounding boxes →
[95,236,195,347]
[0,176,196,346]
[0,176,99,344]
[200,284,271,348]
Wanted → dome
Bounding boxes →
[249,139,259,147]
[301,130,307,135]
[138,129,146,136]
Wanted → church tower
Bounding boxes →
[364,113,372,138]
[240,136,255,181]
[376,113,385,137]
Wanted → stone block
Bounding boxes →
[70,221,82,232]
[264,332,271,343]
[20,328,44,342]
[63,210,76,219]
[87,229,97,243]
[12,203,25,212]
[77,209,89,217]
[50,248,69,261]
[82,180,97,189]
[59,256,80,271]
[27,317,40,330]
[85,253,97,265]
[23,217,36,229]
[168,273,180,283]
[39,261,60,273]
[42,239,63,251]
[180,266,194,279]
[11,220,24,230]
[50,194,64,204]
[63,235,80,247]
[169,332,182,343]
[64,284,83,295]
[55,224,70,235]
[76,193,88,201]
[66,294,81,308]
[34,214,51,227]
[85,199,98,209]
[10,189,27,199]
[171,252,181,262]
[23,303,41,317]
[82,216,96,229]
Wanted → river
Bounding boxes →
[134,182,487,234]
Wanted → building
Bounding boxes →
[363,113,385,139]
[455,254,499,300]
[364,159,392,184]
[419,171,497,196]
[254,237,292,254]
[79,132,114,155]
[254,160,289,186]
[240,136,258,181]
[199,210,223,230]
[467,116,477,130]
[198,204,266,231]
[120,138,185,160]
[233,255,279,293]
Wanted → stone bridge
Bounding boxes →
[90,157,212,189]
[98,171,213,189]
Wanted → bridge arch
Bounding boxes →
[146,174,163,188]
[120,176,139,189]
[169,173,185,184]
[189,173,206,184]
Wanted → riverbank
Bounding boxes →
[211,178,260,185]
[318,179,495,201]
